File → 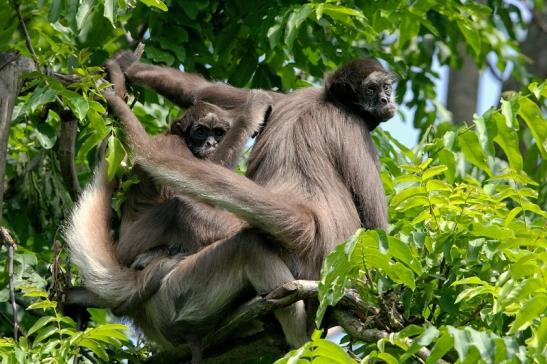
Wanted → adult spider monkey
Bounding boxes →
[66,54,396,354]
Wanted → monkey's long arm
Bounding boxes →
[114,51,251,109]
[211,91,272,169]
[336,128,388,230]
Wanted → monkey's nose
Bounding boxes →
[380,97,388,104]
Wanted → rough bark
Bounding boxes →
[0,51,35,222]
[446,46,480,124]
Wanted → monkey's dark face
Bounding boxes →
[357,71,397,124]
[326,59,398,131]
[184,114,230,159]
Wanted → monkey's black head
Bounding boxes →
[325,59,397,130]
[170,102,231,159]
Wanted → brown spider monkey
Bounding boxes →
[106,60,272,269]
[66,53,397,355]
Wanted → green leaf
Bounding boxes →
[61,90,89,121]
[504,207,522,226]
[388,236,422,274]
[103,0,116,27]
[517,96,547,158]
[509,295,547,334]
[457,20,481,55]
[422,165,448,181]
[491,112,523,171]
[391,186,425,206]
[27,300,57,311]
[49,0,63,22]
[24,86,58,114]
[27,316,55,337]
[426,332,453,364]
[76,0,93,30]
[106,136,126,181]
[458,130,492,176]
[34,326,57,344]
[267,24,282,49]
[398,14,421,48]
[284,5,313,50]
[139,0,168,12]
[34,123,57,150]
[471,223,513,239]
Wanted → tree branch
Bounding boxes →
[0,51,35,222]
[333,309,449,364]
[57,108,81,199]
[13,3,40,69]
[0,227,19,340]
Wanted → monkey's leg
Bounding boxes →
[157,231,308,348]
[118,196,244,265]
[137,151,317,251]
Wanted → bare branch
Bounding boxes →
[13,3,40,69]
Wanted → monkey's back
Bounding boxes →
[247,87,371,279]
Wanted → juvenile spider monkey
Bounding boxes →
[105,61,272,269]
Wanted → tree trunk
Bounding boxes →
[503,9,547,92]
[0,51,34,222]
[446,47,480,124]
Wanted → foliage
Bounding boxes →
[0,0,545,363]
[0,287,129,363]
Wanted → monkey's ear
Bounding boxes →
[170,120,186,136]
[328,80,358,105]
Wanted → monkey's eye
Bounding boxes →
[366,87,375,96]
[214,129,225,138]
[383,84,392,95]
[193,127,208,140]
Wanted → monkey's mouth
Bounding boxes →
[195,147,216,159]
[378,104,397,122]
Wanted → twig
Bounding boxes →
[0,227,19,340]
[13,2,40,69]
[333,309,449,364]
[459,301,486,326]
[486,60,503,82]
[135,23,149,46]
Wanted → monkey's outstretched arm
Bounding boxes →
[104,91,192,160]
[211,90,272,169]
[112,51,251,109]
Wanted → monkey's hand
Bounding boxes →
[105,59,128,101]
[113,50,139,73]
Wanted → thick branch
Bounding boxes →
[0,51,34,222]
